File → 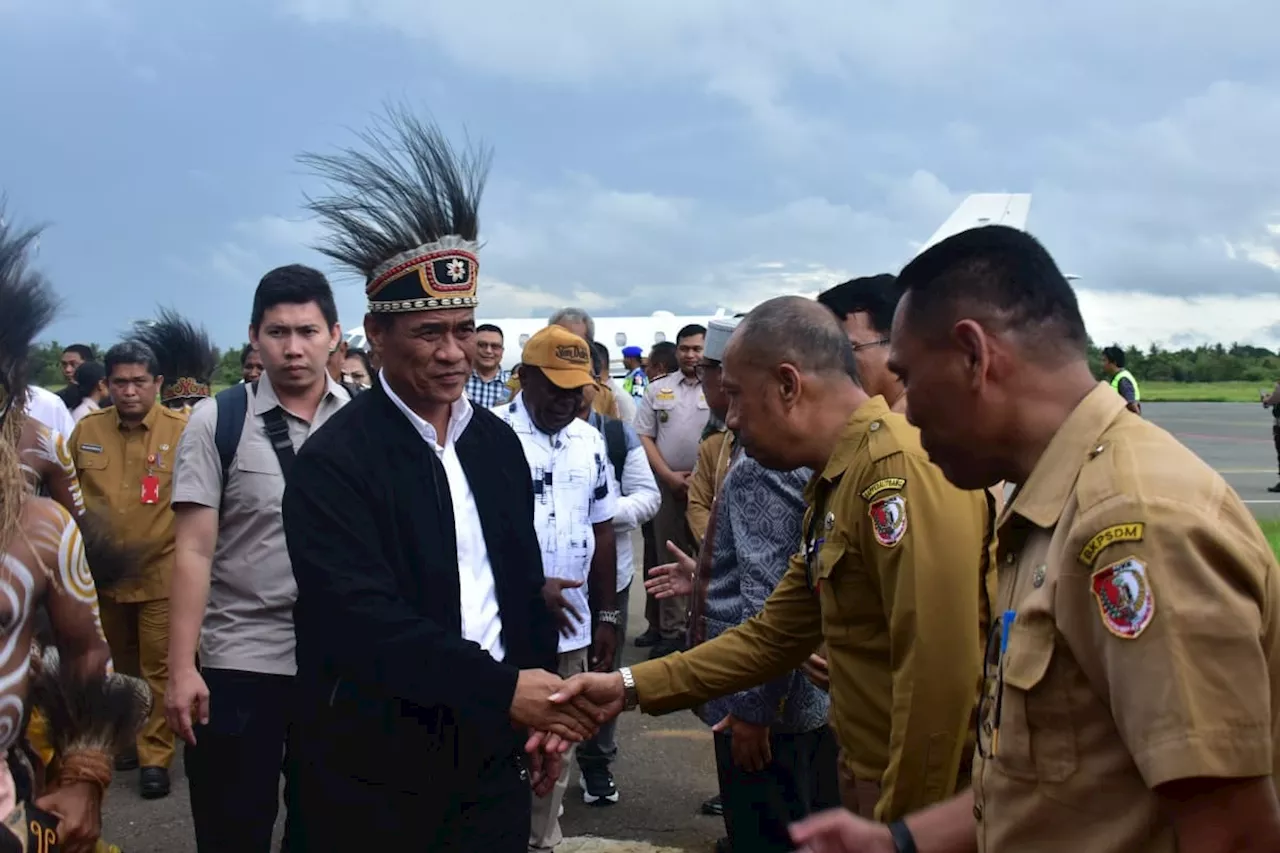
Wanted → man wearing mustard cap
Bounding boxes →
[495,325,619,852]
[281,107,597,851]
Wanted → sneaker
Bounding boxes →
[1269,482,1280,493]
[581,766,620,806]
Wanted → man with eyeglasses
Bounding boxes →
[465,323,512,408]
[819,274,903,414]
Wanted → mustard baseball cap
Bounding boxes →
[521,326,596,390]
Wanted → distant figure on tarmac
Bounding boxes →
[1263,380,1280,493]
[1101,345,1141,415]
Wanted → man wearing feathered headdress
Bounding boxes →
[280,106,607,850]
[130,309,218,415]
[0,208,150,852]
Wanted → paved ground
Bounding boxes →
[96,402,1280,851]
[1143,402,1280,518]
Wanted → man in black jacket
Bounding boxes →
[281,108,601,851]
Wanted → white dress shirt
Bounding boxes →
[25,386,76,439]
[380,371,505,662]
[495,394,617,653]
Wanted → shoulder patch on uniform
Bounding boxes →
[1090,555,1154,639]
[868,494,907,547]
[78,443,103,454]
[860,477,905,501]
[1077,522,1145,566]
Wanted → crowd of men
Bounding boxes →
[3,105,1280,853]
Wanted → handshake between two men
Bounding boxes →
[509,668,627,796]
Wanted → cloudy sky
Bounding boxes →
[2,0,1279,351]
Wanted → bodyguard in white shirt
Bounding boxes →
[495,325,619,852]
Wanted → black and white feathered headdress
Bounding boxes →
[0,205,58,425]
[298,104,491,315]
[131,307,217,409]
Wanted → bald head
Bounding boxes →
[727,296,859,384]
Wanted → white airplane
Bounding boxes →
[345,192,1050,372]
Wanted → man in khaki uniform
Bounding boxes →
[551,297,992,823]
[70,339,187,799]
[789,225,1280,853]
[685,317,740,545]
[635,324,710,655]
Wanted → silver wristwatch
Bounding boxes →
[596,609,623,626]
[619,666,639,711]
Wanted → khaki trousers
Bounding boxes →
[528,647,589,851]
[836,749,882,820]
[100,597,174,768]
[652,482,696,641]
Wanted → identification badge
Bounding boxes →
[141,474,160,505]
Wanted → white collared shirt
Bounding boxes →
[494,393,617,653]
[380,370,505,662]
[25,386,76,440]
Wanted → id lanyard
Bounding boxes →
[140,433,169,506]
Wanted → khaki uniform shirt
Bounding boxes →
[973,383,1280,852]
[687,428,735,545]
[634,373,709,473]
[70,403,189,602]
[632,396,993,821]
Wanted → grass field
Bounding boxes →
[1141,381,1272,403]
[1264,519,1280,562]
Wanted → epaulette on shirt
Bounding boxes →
[867,413,910,463]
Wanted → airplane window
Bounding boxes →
[519,333,530,347]
[615,332,626,347]
[654,332,666,343]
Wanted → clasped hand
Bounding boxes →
[516,670,630,793]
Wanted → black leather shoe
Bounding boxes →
[700,795,723,816]
[114,750,138,772]
[634,628,661,648]
[139,767,170,799]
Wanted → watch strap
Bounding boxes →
[889,820,918,853]
[619,666,639,711]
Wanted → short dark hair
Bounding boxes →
[104,340,159,378]
[345,347,374,376]
[476,323,503,338]
[676,324,706,343]
[64,361,106,409]
[896,226,1087,356]
[1102,345,1125,367]
[731,296,858,384]
[251,264,339,329]
[239,343,256,366]
[649,341,678,374]
[590,341,609,376]
[817,274,899,335]
[63,344,94,361]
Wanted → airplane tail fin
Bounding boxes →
[917,193,1033,256]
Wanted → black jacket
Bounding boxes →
[282,379,557,776]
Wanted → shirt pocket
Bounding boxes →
[75,450,111,496]
[230,449,284,514]
[996,619,1079,783]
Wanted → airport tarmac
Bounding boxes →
[1143,402,1279,518]
[97,402,1278,852]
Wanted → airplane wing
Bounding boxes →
[916,193,1033,256]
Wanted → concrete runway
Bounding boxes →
[1143,402,1280,518]
[97,403,1280,852]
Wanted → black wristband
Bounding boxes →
[888,820,918,853]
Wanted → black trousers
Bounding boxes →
[284,714,530,851]
[713,725,841,853]
[1273,422,1280,477]
[185,668,294,853]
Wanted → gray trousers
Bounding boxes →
[652,481,696,640]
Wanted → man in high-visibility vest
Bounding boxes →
[1101,344,1142,415]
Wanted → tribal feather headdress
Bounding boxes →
[131,307,217,410]
[298,105,492,314]
[0,204,59,554]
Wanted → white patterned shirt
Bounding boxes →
[494,394,617,653]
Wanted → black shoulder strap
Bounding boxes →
[261,406,297,479]
[603,417,627,485]
[214,382,250,483]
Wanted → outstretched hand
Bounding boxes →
[542,578,585,638]
[789,808,896,853]
[645,541,696,600]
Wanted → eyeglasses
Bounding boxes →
[852,338,890,353]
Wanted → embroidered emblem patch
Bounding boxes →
[1090,556,1154,639]
[656,388,675,401]
[868,495,907,547]
[860,477,906,501]
[1078,522,1145,566]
